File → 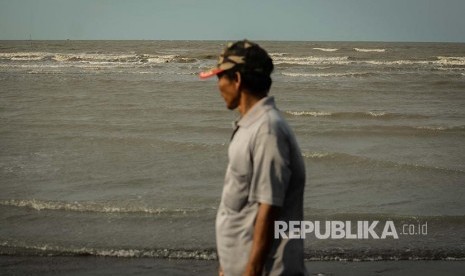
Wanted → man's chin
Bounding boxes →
[226,103,239,110]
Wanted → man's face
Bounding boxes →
[217,74,240,110]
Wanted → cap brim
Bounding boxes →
[199,68,224,79]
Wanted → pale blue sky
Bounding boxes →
[1,0,464,42]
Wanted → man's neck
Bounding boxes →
[238,91,265,116]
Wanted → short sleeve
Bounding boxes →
[248,129,291,207]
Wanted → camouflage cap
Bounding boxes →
[199,40,272,79]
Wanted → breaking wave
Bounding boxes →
[269,52,288,57]
[273,56,350,66]
[0,52,197,65]
[302,152,465,174]
[436,56,465,66]
[282,72,375,78]
[354,48,386,53]
[0,199,214,215]
[285,111,430,120]
[313,48,339,52]
[0,242,217,260]
[1,241,464,261]
[2,52,463,71]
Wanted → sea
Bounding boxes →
[0,40,464,261]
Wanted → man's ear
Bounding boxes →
[234,72,242,91]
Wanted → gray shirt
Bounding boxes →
[216,96,307,276]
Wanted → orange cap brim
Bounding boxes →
[199,68,224,79]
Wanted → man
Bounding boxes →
[200,40,307,276]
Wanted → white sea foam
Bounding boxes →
[282,72,324,77]
[368,111,387,117]
[0,52,179,64]
[273,56,350,65]
[361,57,465,68]
[286,111,332,116]
[146,54,178,63]
[53,53,141,63]
[313,47,339,52]
[436,56,465,66]
[302,152,331,159]
[354,48,386,53]
[282,72,371,78]
[0,52,49,61]
[269,52,288,57]
[415,126,447,131]
[0,199,210,214]
[0,242,218,260]
[285,111,431,120]
[4,240,463,261]
[364,60,430,66]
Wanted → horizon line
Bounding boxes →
[1,38,464,44]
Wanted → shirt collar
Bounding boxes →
[235,96,276,128]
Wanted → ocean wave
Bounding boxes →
[354,48,386,53]
[414,126,448,131]
[54,53,181,64]
[436,56,465,66]
[0,52,50,61]
[435,67,465,72]
[269,52,288,57]
[313,48,339,52]
[363,60,431,66]
[0,242,217,260]
[286,111,333,117]
[273,56,350,66]
[3,51,462,71]
[302,151,378,163]
[0,52,197,65]
[302,151,465,174]
[285,111,429,120]
[361,57,465,67]
[379,125,464,133]
[0,199,214,215]
[282,72,375,78]
[271,55,462,68]
[306,125,465,137]
[1,242,464,261]
[273,55,464,68]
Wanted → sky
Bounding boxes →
[1,0,465,42]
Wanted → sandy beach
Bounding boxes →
[1,256,465,276]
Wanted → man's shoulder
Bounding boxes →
[258,107,288,133]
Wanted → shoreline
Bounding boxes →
[2,256,465,276]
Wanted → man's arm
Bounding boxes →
[243,203,280,276]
